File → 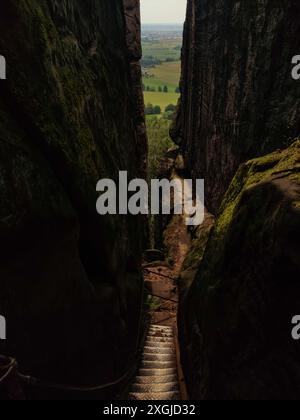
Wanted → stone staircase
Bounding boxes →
[129,325,180,400]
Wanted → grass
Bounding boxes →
[147,117,174,179]
[142,35,181,113]
[142,38,182,61]
[144,91,180,111]
[143,61,181,93]
[152,61,181,86]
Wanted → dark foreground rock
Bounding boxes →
[0,0,145,397]
[179,140,300,400]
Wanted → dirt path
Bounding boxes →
[143,213,191,327]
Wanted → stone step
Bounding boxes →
[129,325,180,400]
[134,375,178,384]
[145,340,174,349]
[141,360,175,369]
[131,382,179,394]
[149,326,173,333]
[145,336,174,343]
[129,391,180,401]
[143,346,175,355]
[138,368,177,377]
[148,325,173,331]
[147,331,173,338]
[149,325,173,330]
[143,352,175,362]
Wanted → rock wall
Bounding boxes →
[177,0,300,400]
[0,0,145,397]
[172,0,300,212]
[180,140,300,400]
[123,0,148,178]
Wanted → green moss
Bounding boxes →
[196,139,300,292]
[183,223,214,270]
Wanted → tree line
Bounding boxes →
[145,103,177,119]
[143,84,180,94]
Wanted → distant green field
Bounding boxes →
[142,36,182,114]
[144,91,180,112]
[143,61,181,93]
[152,62,181,86]
[142,38,182,61]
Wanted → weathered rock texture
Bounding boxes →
[0,0,145,398]
[180,140,300,400]
[179,209,215,298]
[123,0,148,177]
[172,0,300,212]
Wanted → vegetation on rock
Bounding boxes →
[180,140,300,400]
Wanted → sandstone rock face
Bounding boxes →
[0,0,145,396]
[123,0,148,178]
[180,141,300,400]
[172,0,300,212]
[179,210,215,297]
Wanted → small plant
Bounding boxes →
[144,294,161,311]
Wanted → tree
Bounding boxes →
[163,86,168,93]
[163,111,174,121]
[165,104,176,113]
[145,103,154,115]
[153,105,161,115]
[146,86,150,92]
[158,86,162,92]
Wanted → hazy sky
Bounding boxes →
[140,0,187,24]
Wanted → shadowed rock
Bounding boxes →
[172,0,300,212]
[0,0,145,397]
[179,140,300,400]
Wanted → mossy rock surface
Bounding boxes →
[0,0,144,394]
[180,140,300,400]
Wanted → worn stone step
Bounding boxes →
[141,360,175,369]
[145,340,174,349]
[149,326,173,333]
[147,331,173,338]
[134,375,178,385]
[149,330,173,335]
[148,327,174,334]
[143,346,175,355]
[145,336,174,343]
[138,368,177,376]
[143,353,175,362]
[129,324,180,400]
[129,391,180,401]
[131,382,179,394]
[149,324,173,329]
